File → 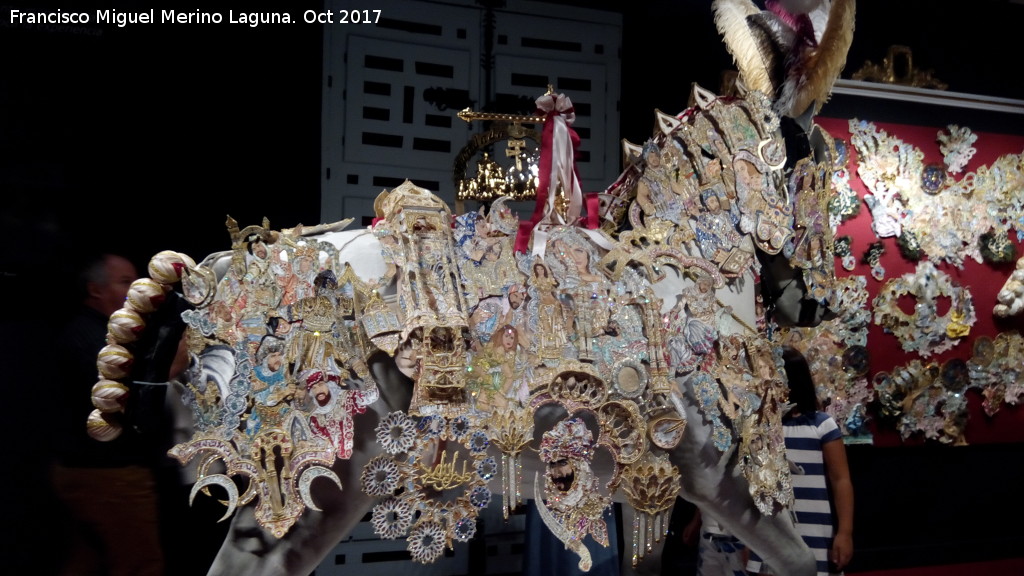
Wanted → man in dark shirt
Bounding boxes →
[52,253,166,576]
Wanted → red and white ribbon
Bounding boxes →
[516,92,584,254]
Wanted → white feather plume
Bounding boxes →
[712,0,777,97]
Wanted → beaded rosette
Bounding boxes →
[363,411,494,562]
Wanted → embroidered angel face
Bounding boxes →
[256,337,285,373]
[294,255,315,277]
[498,325,518,352]
[695,272,714,294]
[483,241,503,262]
[553,239,591,273]
[474,213,492,238]
[701,189,723,214]
[547,229,604,282]
[734,156,763,194]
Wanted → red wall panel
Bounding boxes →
[817,116,1024,445]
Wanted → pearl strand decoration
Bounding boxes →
[87,250,195,442]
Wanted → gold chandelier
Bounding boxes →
[453,108,545,203]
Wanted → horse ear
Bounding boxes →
[808,123,833,166]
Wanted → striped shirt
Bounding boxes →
[748,411,843,576]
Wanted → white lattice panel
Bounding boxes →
[321,0,621,222]
[342,36,474,168]
[322,0,478,222]
[493,4,622,193]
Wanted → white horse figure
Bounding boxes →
[165,220,816,576]
[109,115,831,573]
[85,2,857,572]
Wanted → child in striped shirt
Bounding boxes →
[747,347,855,576]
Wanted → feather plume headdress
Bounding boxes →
[713,0,855,119]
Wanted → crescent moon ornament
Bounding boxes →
[299,466,344,512]
[190,474,239,523]
[533,472,592,572]
[235,477,258,507]
[181,264,218,307]
[195,453,254,506]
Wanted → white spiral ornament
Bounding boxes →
[994,256,1024,317]
[126,278,167,313]
[147,250,195,285]
[107,306,146,344]
[91,379,130,413]
[96,344,134,380]
[86,408,123,442]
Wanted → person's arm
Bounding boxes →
[823,436,854,571]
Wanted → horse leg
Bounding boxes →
[670,379,817,576]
